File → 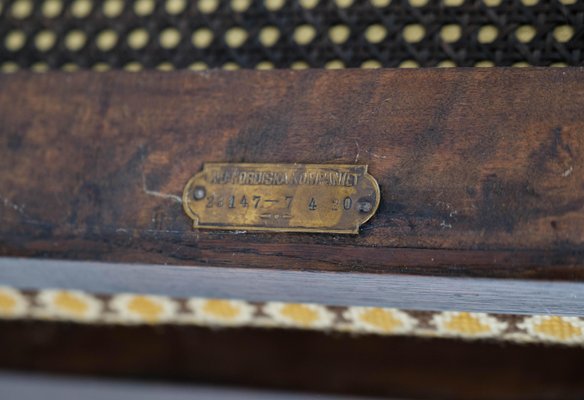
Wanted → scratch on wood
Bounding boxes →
[139,147,182,203]
[364,148,389,159]
[141,173,183,203]
[0,195,46,226]
[1,195,26,215]
[440,221,453,229]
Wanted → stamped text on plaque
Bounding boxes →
[182,163,380,234]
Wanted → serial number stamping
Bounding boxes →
[182,163,380,234]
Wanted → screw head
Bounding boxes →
[357,201,372,213]
[193,186,206,200]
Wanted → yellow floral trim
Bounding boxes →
[432,311,508,338]
[36,289,102,322]
[344,307,417,334]
[1,287,583,345]
[262,302,335,329]
[188,298,255,326]
[110,294,178,324]
[0,286,29,318]
[518,316,584,344]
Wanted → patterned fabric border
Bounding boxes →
[1,286,584,346]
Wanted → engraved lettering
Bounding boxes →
[343,197,352,210]
[253,195,261,208]
[308,198,317,211]
[209,167,359,187]
[240,195,248,208]
[184,163,379,234]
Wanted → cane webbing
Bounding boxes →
[0,0,582,72]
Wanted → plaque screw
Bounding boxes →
[357,201,372,213]
[193,186,206,200]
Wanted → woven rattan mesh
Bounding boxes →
[0,0,582,71]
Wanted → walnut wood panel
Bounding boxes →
[1,69,584,278]
[2,321,584,400]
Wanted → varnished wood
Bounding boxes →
[1,68,584,278]
[2,321,584,400]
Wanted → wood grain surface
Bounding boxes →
[2,321,584,400]
[1,68,584,278]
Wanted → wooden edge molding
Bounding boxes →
[1,257,584,345]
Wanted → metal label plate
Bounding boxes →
[182,163,379,234]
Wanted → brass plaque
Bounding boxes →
[182,163,380,234]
